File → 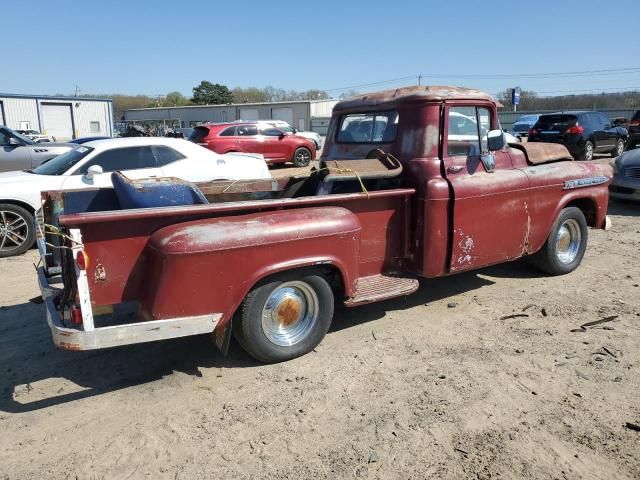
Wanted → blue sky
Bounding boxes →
[3,0,639,98]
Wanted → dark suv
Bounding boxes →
[528,111,628,160]
[628,110,640,149]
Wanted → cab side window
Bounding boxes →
[447,107,492,156]
[0,129,9,146]
[76,146,157,174]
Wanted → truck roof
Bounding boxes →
[334,85,501,111]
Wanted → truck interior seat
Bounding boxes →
[111,172,209,209]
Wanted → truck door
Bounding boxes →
[444,104,531,272]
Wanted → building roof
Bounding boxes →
[0,93,112,102]
[125,98,337,112]
[334,85,500,111]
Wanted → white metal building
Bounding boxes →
[123,99,338,134]
[0,94,114,140]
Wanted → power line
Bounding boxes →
[418,67,640,80]
[323,75,416,93]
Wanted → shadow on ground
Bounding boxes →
[0,261,561,413]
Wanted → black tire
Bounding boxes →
[582,140,594,160]
[234,270,334,363]
[0,203,35,258]
[531,207,588,275]
[292,147,312,167]
[612,139,625,157]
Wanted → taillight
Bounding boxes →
[630,120,640,127]
[76,250,89,270]
[566,125,584,135]
[70,305,83,324]
[528,128,538,136]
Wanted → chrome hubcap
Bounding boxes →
[261,281,319,346]
[586,144,593,159]
[616,141,624,155]
[0,210,28,252]
[555,219,581,264]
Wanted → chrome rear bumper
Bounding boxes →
[37,267,221,351]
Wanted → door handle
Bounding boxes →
[447,165,464,174]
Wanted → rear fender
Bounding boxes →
[141,207,361,324]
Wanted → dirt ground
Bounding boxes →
[0,198,639,479]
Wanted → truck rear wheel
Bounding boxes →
[531,207,588,275]
[234,270,334,363]
[0,204,35,258]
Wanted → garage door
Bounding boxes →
[41,103,74,140]
[272,107,294,126]
[239,108,259,121]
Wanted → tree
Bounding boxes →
[232,87,269,103]
[302,89,329,100]
[191,81,234,105]
[339,90,361,99]
[496,88,538,110]
[166,91,191,106]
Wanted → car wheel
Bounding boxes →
[233,270,334,363]
[0,204,35,258]
[612,139,625,157]
[582,140,594,160]
[292,147,312,167]
[531,207,588,275]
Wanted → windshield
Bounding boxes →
[3,127,36,145]
[31,146,94,175]
[517,115,538,123]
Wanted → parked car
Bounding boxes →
[35,86,612,363]
[609,148,640,201]
[260,120,323,150]
[0,137,270,257]
[189,122,316,167]
[69,136,111,144]
[627,110,640,149]
[15,129,56,143]
[528,111,628,160]
[509,114,540,138]
[1,126,76,172]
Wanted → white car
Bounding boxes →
[15,129,56,143]
[260,121,323,150]
[0,137,270,258]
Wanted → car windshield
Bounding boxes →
[31,146,94,175]
[277,124,295,133]
[4,128,36,145]
[517,115,538,123]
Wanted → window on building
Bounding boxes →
[90,121,101,134]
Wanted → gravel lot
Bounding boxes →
[0,195,638,479]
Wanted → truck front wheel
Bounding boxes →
[234,270,334,363]
[531,207,588,275]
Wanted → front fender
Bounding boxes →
[141,206,361,323]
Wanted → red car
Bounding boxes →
[189,122,316,167]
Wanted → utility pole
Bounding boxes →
[74,85,80,97]
[418,75,422,86]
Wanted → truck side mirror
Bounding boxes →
[8,137,23,147]
[84,164,103,181]
[487,129,505,151]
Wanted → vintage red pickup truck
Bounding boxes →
[36,86,613,363]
